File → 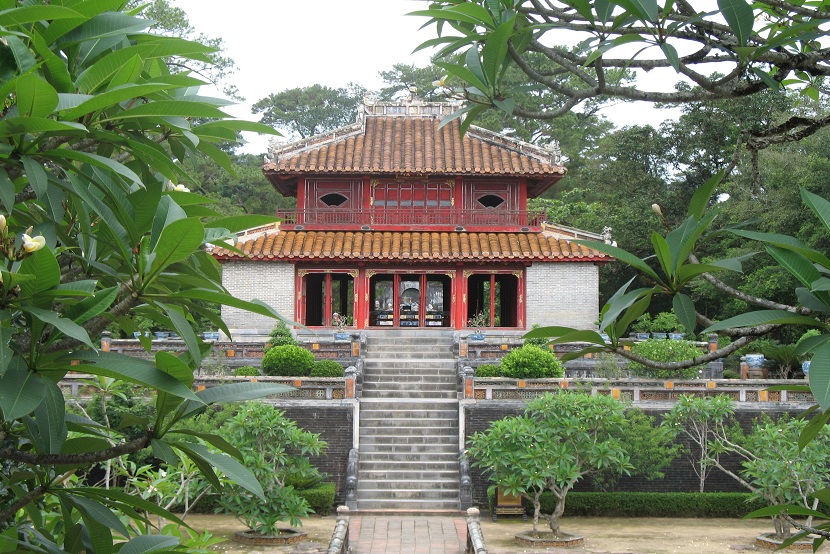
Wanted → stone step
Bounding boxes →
[364,350,454,360]
[358,478,459,490]
[362,359,456,370]
[359,469,460,480]
[360,425,458,437]
[363,389,458,400]
[358,460,459,473]
[360,432,456,443]
[355,487,459,500]
[359,451,460,462]
[357,498,461,511]
[358,442,457,454]
[363,373,456,382]
[362,380,455,390]
[360,419,458,430]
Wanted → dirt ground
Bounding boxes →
[183,513,806,553]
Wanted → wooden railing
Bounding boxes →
[275,208,547,229]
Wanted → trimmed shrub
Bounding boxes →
[233,365,260,377]
[264,320,297,352]
[499,344,564,378]
[627,339,703,379]
[295,482,336,515]
[310,359,345,377]
[474,364,500,377]
[261,345,315,377]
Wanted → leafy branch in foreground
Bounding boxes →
[0,3,297,553]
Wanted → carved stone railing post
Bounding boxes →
[327,505,350,554]
[345,366,356,399]
[463,366,475,399]
[466,507,487,554]
[459,454,472,510]
[345,448,359,510]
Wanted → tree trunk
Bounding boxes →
[547,489,568,536]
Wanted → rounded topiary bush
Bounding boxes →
[233,365,260,377]
[310,359,345,377]
[261,345,315,377]
[474,364,500,377]
[628,339,703,379]
[499,344,564,379]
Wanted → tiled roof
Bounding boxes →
[263,110,566,179]
[211,229,608,263]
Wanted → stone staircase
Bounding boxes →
[357,330,460,511]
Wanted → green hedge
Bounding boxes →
[296,482,336,515]
[488,491,771,518]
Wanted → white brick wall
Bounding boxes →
[221,261,294,338]
[526,262,599,330]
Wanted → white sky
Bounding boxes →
[172,0,672,155]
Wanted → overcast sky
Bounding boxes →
[172,0,671,154]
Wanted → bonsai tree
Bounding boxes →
[265,321,298,352]
[220,402,327,533]
[467,393,631,537]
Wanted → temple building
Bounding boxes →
[212,99,609,338]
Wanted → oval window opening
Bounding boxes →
[320,193,349,207]
[478,194,505,208]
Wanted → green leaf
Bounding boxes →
[159,303,201,365]
[767,246,821,289]
[24,307,94,349]
[205,215,278,233]
[173,441,264,500]
[803,188,830,234]
[524,325,580,339]
[659,42,680,71]
[178,382,294,419]
[102,100,230,122]
[73,486,188,528]
[147,217,204,280]
[751,67,781,89]
[717,0,755,46]
[614,0,659,22]
[434,61,489,97]
[745,504,827,519]
[59,83,176,120]
[688,171,724,219]
[0,5,82,26]
[798,408,830,451]
[480,18,514,90]
[193,119,281,139]
[15,73,59,118]
[168,429,242,459]
[171,290,287,322]
[33,380,67,454]
[118,535,179,554]
[704,310,821,333]
[809,342,830,412]
[0,325,12,377]
[0,168,15,212]
[21,155,48,199]
[576,240,662,282]
[0,366,45,421]
[46,149,142,187]
[672,294,696,334]
[65,286,118,325]
[0,117,87,139]
[67,495,130,538]
[650,232,672,279]
[67,352,201,402]
[548,330,608,346]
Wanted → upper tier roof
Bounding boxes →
[263,100,567,198]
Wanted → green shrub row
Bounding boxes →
[295,482,336,515]
[310,359,346,377]
[489,491,774,518]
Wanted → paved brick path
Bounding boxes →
[347,516,467,554]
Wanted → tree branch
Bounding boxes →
[0,435,151,466]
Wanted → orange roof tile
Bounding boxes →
[265,116,565,177]
[262,104,566,197]
[212,230,608,263]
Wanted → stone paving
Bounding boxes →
[347,516,467,554]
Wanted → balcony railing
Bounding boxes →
[275,208,547,229]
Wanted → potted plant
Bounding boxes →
[631,314,652,340]
[331,312,352,341]
[467,311,489,341]
[220,402,327,545]
[651,311,682,340]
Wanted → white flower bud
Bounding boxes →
[22,234,46,253]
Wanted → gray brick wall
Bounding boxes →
[221,261,294,337]
[525,262,599,329]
